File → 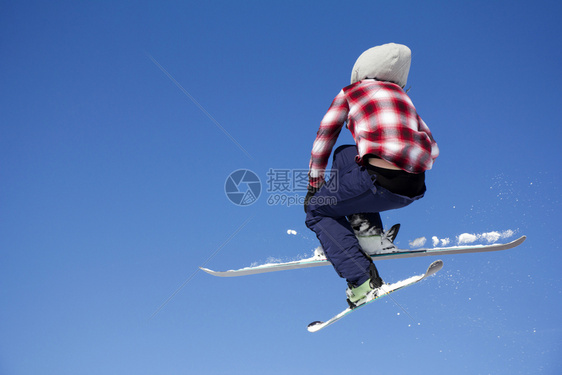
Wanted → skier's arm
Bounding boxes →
[308,90,349,188]
[417,115,440,164]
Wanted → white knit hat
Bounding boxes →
[350,43,411,87]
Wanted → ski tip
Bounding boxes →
[199,267,217,275]
[307,321,324,333]
[426,259,444,276]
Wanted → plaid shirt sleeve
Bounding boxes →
[418,116,440,162]
[308,90,349,188]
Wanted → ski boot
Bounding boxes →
[348,213,400,256]
[345,263,384,308]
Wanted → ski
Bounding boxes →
[307,259,443,333]
[200,235,525,277]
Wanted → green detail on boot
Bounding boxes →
[346,279,374,305]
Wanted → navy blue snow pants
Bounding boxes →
[305,145,423,286]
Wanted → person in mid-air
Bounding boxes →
[305,43,439,308]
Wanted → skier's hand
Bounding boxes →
[304,182,324,213]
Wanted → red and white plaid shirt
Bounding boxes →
[308,80,439,188]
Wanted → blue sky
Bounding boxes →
[1,0,561,374]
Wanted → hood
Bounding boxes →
[350,43,411,87]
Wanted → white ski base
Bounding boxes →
[200,236,525,277]
[307,259,444,333]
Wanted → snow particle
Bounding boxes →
[458,233,478,244]
[432,236,439,247]
[287,229,297,235]
[455,230,514,245]
[481,231,501,243]
[501,229,515,238]
[409,237,427,248]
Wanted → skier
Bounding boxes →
[304,43,439,308]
